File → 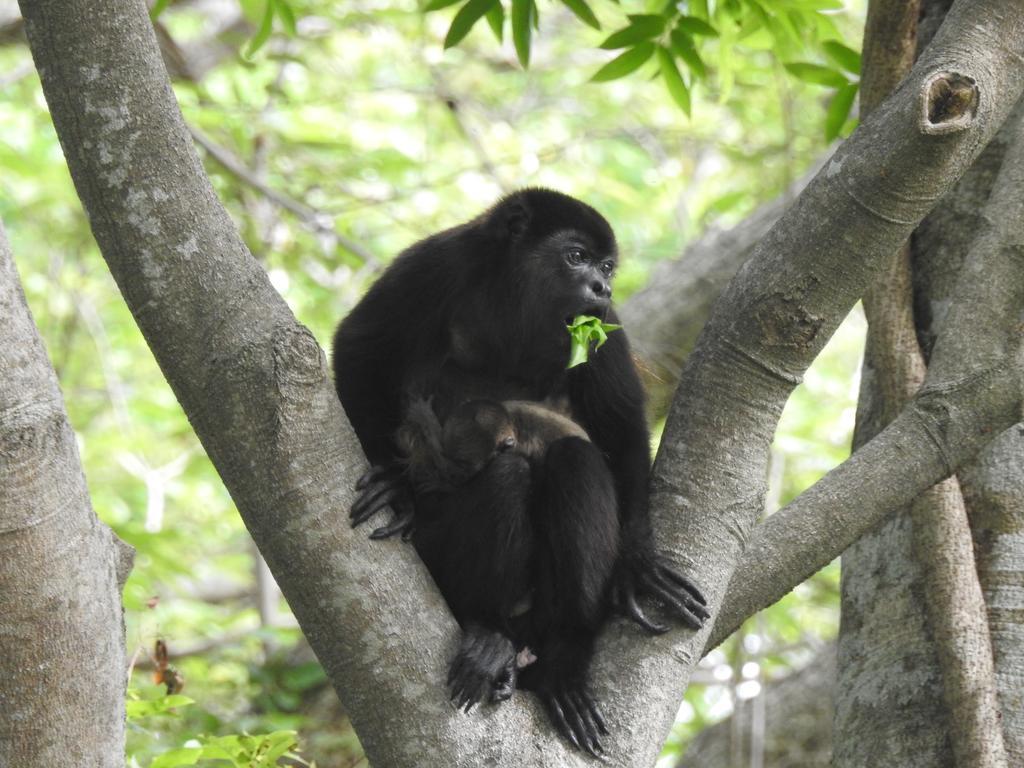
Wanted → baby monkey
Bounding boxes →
[397,398,590,495]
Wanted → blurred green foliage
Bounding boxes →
[0,0,865,764]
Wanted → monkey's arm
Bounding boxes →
[570,322,709,632]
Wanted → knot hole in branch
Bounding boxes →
[920,71,979,135]
[272,325,326,389]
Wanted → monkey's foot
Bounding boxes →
[447,625,519,711]
[612,549,710,633]
[537,683,609,758]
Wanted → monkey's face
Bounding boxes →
[516,227,618,327]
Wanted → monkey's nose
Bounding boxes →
[500,436,516,451]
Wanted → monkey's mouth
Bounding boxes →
[564,305,609,326]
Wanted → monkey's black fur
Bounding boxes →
[332,189,709,755]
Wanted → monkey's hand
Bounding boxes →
[610,548,709,634]
[447,624,519,711]
[350,465,416,540]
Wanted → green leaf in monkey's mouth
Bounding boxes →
[566,315,622,369]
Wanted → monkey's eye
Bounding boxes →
[600,261,614,277]
[565,248,586,266]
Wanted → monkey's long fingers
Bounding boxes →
[625,592,668,634]
[454,676,487,713]
[355,465,390,491]
[579,692,609,737]
[645,575,705,630]
[651,568,710,620]
[655,558,708,606]
[544,694,582,752]
[571,690,609,750]
[350,485,400,526]
[369,509,414,540]
[561,692,604,758]
[490,662,516,703]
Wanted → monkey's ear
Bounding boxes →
[505,201,530,238]
[489,198,531,240]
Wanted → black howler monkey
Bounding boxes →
[332,188,708,755]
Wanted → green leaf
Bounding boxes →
[561,0,601,30]
[825,82,858,141]
[670,29,707,80]
[424,0,463,10]
[485,1,504,41]
[657,46,690,115]
[599,15,664,49]
[511,0,532,67]
[675,15,718,37]
[821,40,861,75]
[591,42,656,82]
[126,694,195,719]
[566,315,623,368]
[444,0,499,49]
[783,62,849,87]
[150,0,171,20]
[150,747,202,768]
[244,0,275,57]
[273,0,297,36]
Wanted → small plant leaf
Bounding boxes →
[657,46,691,115]
[566,315,623,368]
[670,29,707,80]
[244,0,275,57]
[821,40,861,75]
[599,15,664,49]
[591,42,655,82]
[675,15,718,37]
[444,0,499,49]
[825,82,858,141]
[273,0,297,36]
[485,1,504,41]
[783,62,849,87]
[511,0,532,66]
[562,0,601,29]
[150,0,171,20]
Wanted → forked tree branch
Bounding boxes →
[591,1,1024,763]
[708,109,1024,652]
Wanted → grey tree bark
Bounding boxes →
[706,96,1024,654]
[13,0,1024,765]
[832,1,1008,763]
[0,220,134,767]
[636,5,1024,763]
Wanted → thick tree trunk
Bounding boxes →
[0,221,133,767]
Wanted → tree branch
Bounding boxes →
[836,1,1008,763]
[708,103,1024,651]
[589,3,1024,762]
[188,124,379,266]
[15,0,595,764]
[0,220,133,766]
